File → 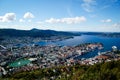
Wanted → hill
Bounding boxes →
[77,32,120,37]
[1,60,120,80]
[0,28,79,38]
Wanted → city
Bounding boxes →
[0,36,120,79]
[0,0,120,80]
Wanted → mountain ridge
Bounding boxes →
[0,28,78,38]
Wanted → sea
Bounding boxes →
[37,35,120,59]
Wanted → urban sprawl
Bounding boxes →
[0,37,120,76]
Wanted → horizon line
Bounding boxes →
[0,28,120,33]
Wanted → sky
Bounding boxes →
[0,0,120,32]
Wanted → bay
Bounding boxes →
[37,35,120,59]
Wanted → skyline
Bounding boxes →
[0,0,120,32]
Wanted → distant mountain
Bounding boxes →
[77,32,120,37]
[0,28,79,38]
[30,28,40,32]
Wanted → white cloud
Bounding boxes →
[0,16,3,22]
[46,18,59,23]
[19,19,25,22]
[113,23,120,28]
[101,19,112,23]
[23,12,34,19]
[0,13,16,22]
[81,0,96,12]
[45,16,86,24]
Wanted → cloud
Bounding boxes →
[81,0,119,12]
[19,19,25,22]
[101,19,112,23]
[45,16,86,24]
[0,13,16,22]
[113,23,120,28]
[81,0,96,12]
[19,19,32,23]
[23,12,34,19]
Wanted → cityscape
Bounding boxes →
[0,0,120,80]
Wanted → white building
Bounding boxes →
[112,46,117,51]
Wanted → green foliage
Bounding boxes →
[114,50,120,54]
[1,61,120,80]
[0,29,78,38]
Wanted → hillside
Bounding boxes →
[0,28,78,38]
[1,60,120,80]
[77,32,120,37]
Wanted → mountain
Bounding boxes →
[0,28,79,38]
[74,32,120,37]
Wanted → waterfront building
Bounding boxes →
[112,46,117,51]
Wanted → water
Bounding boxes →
[37,35,120,59]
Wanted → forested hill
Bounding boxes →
[1,60,120,80]
[0,28,79,38]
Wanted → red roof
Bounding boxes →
[96,55,109,59]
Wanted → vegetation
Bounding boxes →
[0,28,79,38]
[114,50,120,54]
[1,60,120,80]
[78,32,120,37]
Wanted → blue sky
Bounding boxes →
[0,0,120,32]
